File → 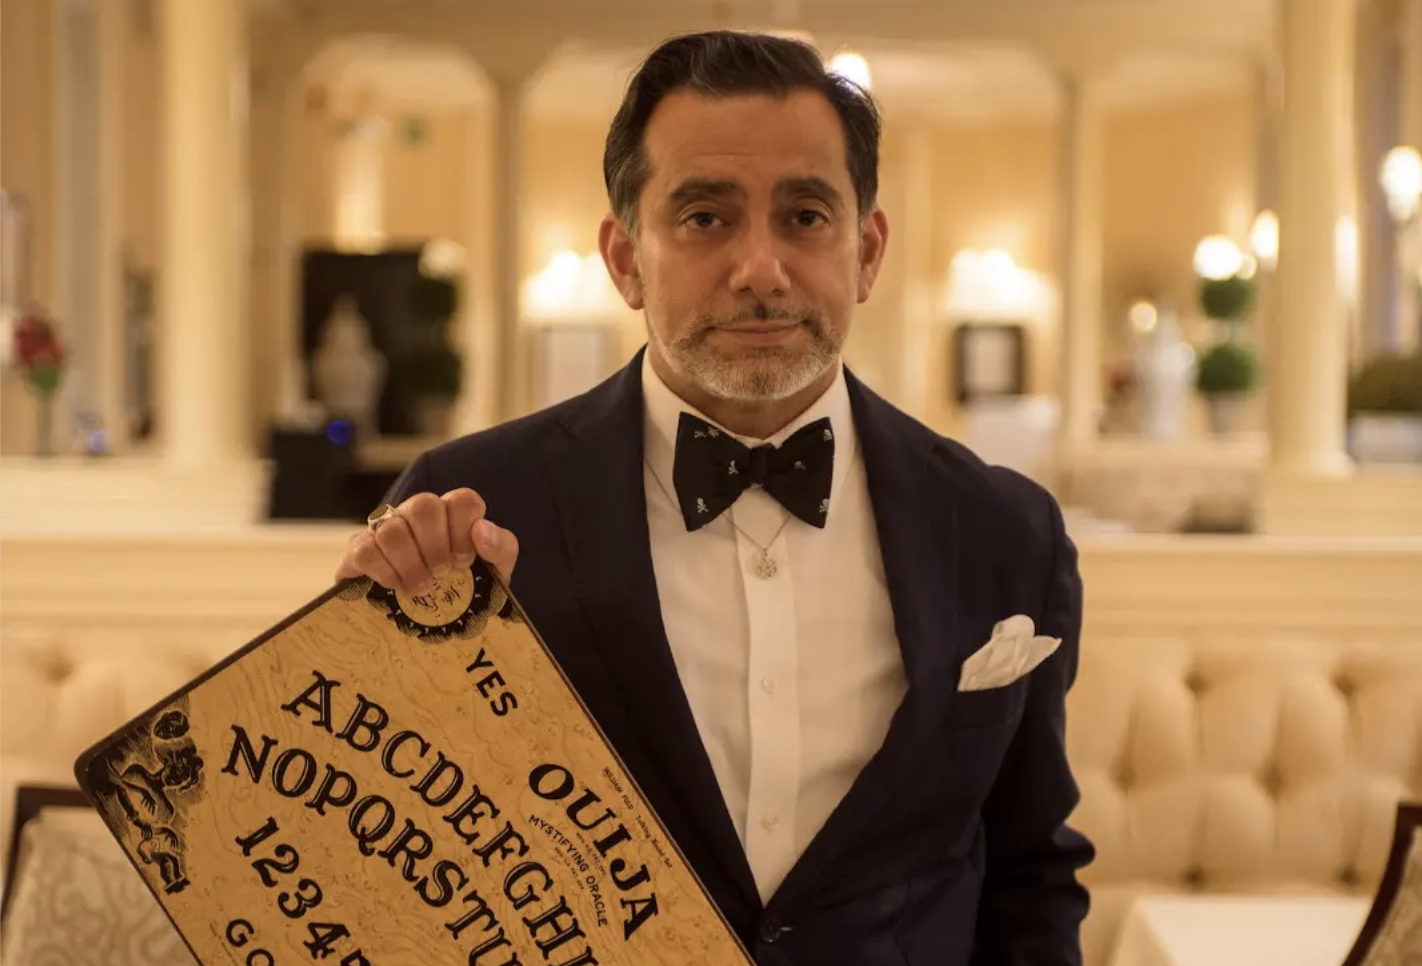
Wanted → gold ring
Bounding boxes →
[367,503,400,533]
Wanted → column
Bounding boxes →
[455,103,496,436]
[1056,73,1105,451]
[1398,0,1422,352]
[1254,63,1284,453]
[491,73,527,423]
[160,0,249,466]
[1268,0,1355,478]
[896,122,933,421]
[95,0,126,450]
[333,112,390,251]
[250,53,303,428]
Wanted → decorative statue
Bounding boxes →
[311,294,386,436]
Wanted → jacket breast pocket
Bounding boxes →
[943,677,1029,732]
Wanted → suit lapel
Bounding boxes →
[549,355,762,913]
[769,369,963,908]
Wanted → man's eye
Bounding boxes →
[795,210,829,228]
[685,212,721,229]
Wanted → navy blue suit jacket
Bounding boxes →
[383,349,1094,965]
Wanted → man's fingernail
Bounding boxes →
[454,553,475,568]
[482,524,500,549]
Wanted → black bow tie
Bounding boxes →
[671,412,835,532]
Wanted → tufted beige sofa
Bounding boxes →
[2,529,1421,965]
[1066,538,1422,965]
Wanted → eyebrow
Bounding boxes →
[666,176,845,209]
[776,176,844,209]
[668,178,742,207]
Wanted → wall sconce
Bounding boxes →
[1249,211,1279,273]
[1128,299,1159,334]
[1380,145,1422,224]
[1379,145,1422,342]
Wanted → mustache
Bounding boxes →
[693,304,818,329]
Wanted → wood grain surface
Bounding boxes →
[74,561,754,966]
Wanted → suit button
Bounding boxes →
[758,916,786,943]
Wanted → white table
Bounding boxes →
[1108,894,1372,966]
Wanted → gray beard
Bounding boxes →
[649,307,843,402]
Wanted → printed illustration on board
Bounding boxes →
[84,700,206,895]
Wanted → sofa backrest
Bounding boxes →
[3,532,1420,907]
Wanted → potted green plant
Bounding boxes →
[1198,274,1256,326]
[1195,338,1259,434]
[1347,351,1422,464]
[404,273,463,437]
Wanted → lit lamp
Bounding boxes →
[1380,145,1422,224]
[1192,235,1246,281]
[828,49,872,90]
[522,250,628,408]
[523,251,624,323]
[1379,145,1422,347]
[1249,211,1279,274]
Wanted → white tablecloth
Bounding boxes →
[1108,894,1373,966]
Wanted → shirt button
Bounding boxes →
[759,915,786,944]
[761,812,779,831]
[761,676,778,694]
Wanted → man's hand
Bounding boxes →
[335,489,520,593]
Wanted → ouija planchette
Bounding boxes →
[74,560,753,966]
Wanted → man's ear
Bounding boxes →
[599,214,644,310]
[856,208,890,303]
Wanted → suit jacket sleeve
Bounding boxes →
[971,490,1094,966]
[382,451,435,504]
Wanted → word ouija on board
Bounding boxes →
[74,560,753,966]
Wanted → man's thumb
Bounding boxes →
[472,518,519,584]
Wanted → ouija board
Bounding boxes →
[73,560,755,966]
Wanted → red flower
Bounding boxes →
[12,308,67,396]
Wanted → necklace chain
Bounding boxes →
[646,461,790,577]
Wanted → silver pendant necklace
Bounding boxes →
[646,460,790,579]
[729,515,791,580]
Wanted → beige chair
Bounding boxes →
[0,791,196,966]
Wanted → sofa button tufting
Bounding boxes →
[1184,669,1207,695]
[41,651,75,684]
[1339,867,1360,888]
[1182,866,1206,890]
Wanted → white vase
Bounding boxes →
[1350,414,1422,464]
[1136,309,1196,440]
[311,295,386,435]
[1206,392,1249,435]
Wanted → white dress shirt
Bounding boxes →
[640,351,908,903]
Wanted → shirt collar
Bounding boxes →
[641,348,857,513]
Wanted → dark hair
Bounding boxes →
[603,30,882,229]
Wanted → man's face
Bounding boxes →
[601,89,888,405]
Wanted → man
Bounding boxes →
[337,30,1093,965]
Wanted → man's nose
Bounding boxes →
[727,224,791,299]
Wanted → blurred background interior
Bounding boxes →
[1,1,1421,964]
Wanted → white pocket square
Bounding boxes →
[958,615,1061,691]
